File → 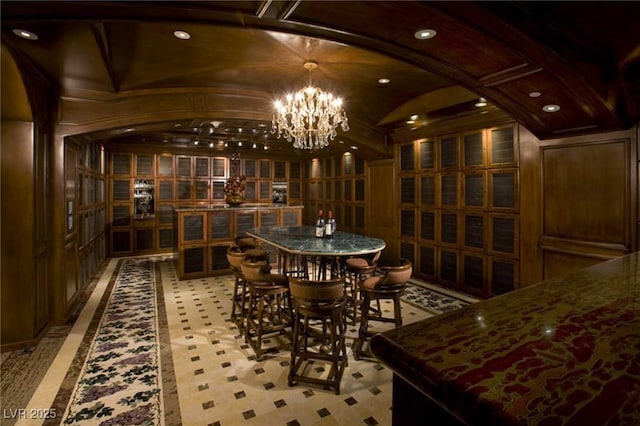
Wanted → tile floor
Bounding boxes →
[160,260,435,426]
[8,256,474,426]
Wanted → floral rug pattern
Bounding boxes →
[62,258,163,425]
[402,283,473,315]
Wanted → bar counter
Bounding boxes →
[371,252,640,426]
[174,204,303,279]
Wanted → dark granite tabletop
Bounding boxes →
[371,252,640,425]
[247,225,386,257]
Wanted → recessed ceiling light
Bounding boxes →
[125,128,135,132]
[13,29,38,40]
[194,139,199,145]
[174,30,191,40]
[378,78,390,84]
[350,146,358,150]
[209,142,214,148]
[475,97,487,107]
[543,104,560,112]
[410,114,419,121]
[529,91,542,98]
[414,29,437,40]
[406,120,416,124]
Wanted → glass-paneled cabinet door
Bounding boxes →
[176,156,192,177]
[243,159,256,178]
[212,157,226,177]
[209,211,232,241]
[274,160,287,179]
[158,155,174,177]
[195,157,210,177]
[489,125,517,167]
[181,212,206,244]
[135,154,154,176]
[259,159,271,179]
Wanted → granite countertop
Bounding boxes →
[371,252,640,425]
[247,225,386,256]
[175,204,303,212]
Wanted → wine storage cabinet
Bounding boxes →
[398,124,520,297]
[175,206,303,279]
[107,150,303,257]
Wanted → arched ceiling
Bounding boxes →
[2,1,638,160]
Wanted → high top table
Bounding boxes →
[247,225,386,279]
[370,252,640,426]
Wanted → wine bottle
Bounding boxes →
[315,209,325,238]
[325,210,336,239]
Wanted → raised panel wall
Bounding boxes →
[539,132,634,279]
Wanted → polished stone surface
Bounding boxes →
[371,252,640,425]
[175,204,303,212]
[247,226,386,256]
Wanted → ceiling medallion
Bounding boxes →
[271,60,349,150]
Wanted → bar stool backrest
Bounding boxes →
[379,259,412,288]
[369,250,381,266]
[227,246,245,270]
[235,236,258,252]
[289,276,344,306]
[241,258,270,283]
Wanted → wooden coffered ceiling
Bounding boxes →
[2,1,639,160]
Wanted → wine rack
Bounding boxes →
[398,124,519,297]
[305,153,367,234]
[107,151,303,258]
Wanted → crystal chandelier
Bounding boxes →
[271,61,349,150]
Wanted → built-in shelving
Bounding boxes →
[397,124,519,297]
[306,153,367,234]
[107,151,303,257]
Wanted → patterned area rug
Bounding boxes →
[401,282,474,315]
[61,258,163,425]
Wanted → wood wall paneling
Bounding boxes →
[542,141,628,244]
[539,132,635,279]
[65,241,78,303]
[517,125,543,287]
[1,121,36,345]
[367,159,397,264]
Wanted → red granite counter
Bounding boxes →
[370,253,640,426]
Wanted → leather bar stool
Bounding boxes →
[353,259,412,360]
[241,258,291,360]
[288,276,348,395]
[343,250,381,324]
[235,235,273,271]
[227,245,270,332]
[227,246,247,331]
[235,236,259,251]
